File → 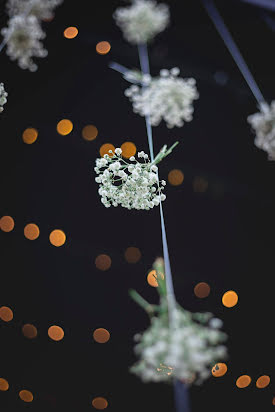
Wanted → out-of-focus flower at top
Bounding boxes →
[247,101,275,160]
[125,68,199,128]
[113,0,170,45]
[6,0,63,20]
[0,83,8,113]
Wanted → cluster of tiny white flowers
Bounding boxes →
[131,308,227,384]
[94,148,166,210]
[1,15,48,72]
[6,0,63,20]
[113,0,170,45]
[247,101,275,160]
[125,68,199,128]
[0,83,8,113]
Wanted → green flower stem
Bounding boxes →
[152,141,179,165]
[129,289,157,314]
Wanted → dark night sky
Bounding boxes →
[0,0,274,411]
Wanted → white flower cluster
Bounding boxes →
[247,101,275,160]
[0,83,8,113]
[125,68,199,128]
[6,0,63,20]
[1,15,48,72]
[94,148,166,210]
[113,0,170,45]
[131,307,227,384]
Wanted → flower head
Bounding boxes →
[247,101,275,160]
[6,0,63,20]
[94,147,166,210]
[0,83,8,113]
[125,68,199,128]
[113,0,170,45]
[1,15,48,71]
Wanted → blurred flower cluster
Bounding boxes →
[247,101,275,160]
[6,0,63,20]
[125,68,199,128]
[0,83,8,113]
[114,0,169,45]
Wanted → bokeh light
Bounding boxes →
[22,324,38,339]
[22,128,38,144]
[19,390,33,402]
[24,223,40,240]
[121,142,137,159]
[193,176,208,193]
[92,397,108,410]
[272,397,275,405]
[236,375,252,388]
[222,290,238,308]
[194,282,210,298]
[0,378,9,391]
[64,26,78,39]
[57,119,73,136]
[96,41,111,55]
[93,328,110,344]
[95,254,112,271]
[48,325,64,341]
[168,169,184,186]
[256,375,270,388]
[124,247,141,263]
[82,125,98,141]
[147,270,164,287]
[211,363,227,377]
[99,143,115,158]
[0,306,13,322]
[0,215,15,232]
[49,230,66,247]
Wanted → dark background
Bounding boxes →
[0,0,274,410]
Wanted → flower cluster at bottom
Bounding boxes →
[94,148,166,210]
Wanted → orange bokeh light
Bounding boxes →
[82,125,98,141]
[48,325,64,341]
[193,176,208,193]
[194,282,210,298]
[0,378,9,391]
[272,397,275,405]
[99,143,115,158]
[93,328,110,344]
[22,128,38,144]
[168,169,184,186]
[64,26,78,39]
[211,363,227,377]
[19,390,33,402]
[49,230,66,247]
[0,306,13,322]
[124,247,141,263]
[96,41,111,55]
[92,397,108,410]
[147,270,164,287]
[95,254,112,271]
[222,290,238,308]
[0,215,15,232]
[236,375,251,388]
[256,375,270,388]
[24,223,40,240]
[22,324,38,339]
[57,119,73,136]
[120,142,137,159]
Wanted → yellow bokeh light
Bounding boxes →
[0,215,15,232]
[24,223,40,240]
[124,247,141,263]
[96,41,111,55]
[0,378,9,391]
[49,229,66,247]
[0,306,13,322]
[147,270,164,287]
[222,290,238,308]
[19,390,33,402]
[120,142,137,159]
[82,125,98,141]
[99,143,115,158]
[95,254,112,271]
[22,128,38,144]
[236,375,251,388]
[211,363,227,377]
[92,397,108,410]
[256,375,270,388]
[57,119,73,136]
[194,282,210,298]
[64,26,78,39]
[48,325,64,341]
[93,328,110,344]
[168,169,184,186]
[22,324,38,339]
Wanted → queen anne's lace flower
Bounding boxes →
[0,83,8,113]
[131,306,227,384]
[1,15,48,72]
[6,0,63,20]
[125,68,199,128]
[94,148,166,210]
[113,0,170,45]
[247,101,275,160]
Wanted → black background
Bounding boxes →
[0,0,274,411]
